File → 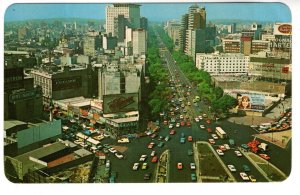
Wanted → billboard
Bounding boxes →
[237,92,265,111]
[4,67,24,91]
[273,23,292,36]
[103,93,139,114]
[52,76,82,91]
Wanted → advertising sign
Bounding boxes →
[237,92,265,111]
[103,93,139,114]
[9,88,42,103]
[52,76,82,91]
[4,67,24,91]
[273,23,292,36]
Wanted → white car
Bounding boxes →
[115,153,124,159]
[208,139,215,144]
[240,172,250,181]
[224,144,230,150]
[180,115,184,119]
[195,117,200,122]
[118,138,130,143]
[227,165,236,172]
[74,140,82,145]
[151,151,156,157]
[200,125,205,129]
[176,123,180,127]
[234,150,243,157]
[212,134,219,140]
[190,163,196,170]
[169,124,174,129]
[198,116,203,120]
[132,163,139,171]
[216,149,224,156]
[139,154,148,162]
[106,160,110,168]
[108,147,117,153]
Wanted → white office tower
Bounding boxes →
[106,4,141,36]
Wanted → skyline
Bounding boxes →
[4,3,291,23]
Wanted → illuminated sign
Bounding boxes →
[103,93,139,114]
[52,76,82,91]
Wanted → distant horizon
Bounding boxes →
[4,3,291,23]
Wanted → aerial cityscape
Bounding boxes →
[3,3,292,183]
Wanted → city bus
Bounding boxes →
[215,127,227,139]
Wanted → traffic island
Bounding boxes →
[240,148,287,181]
[194,141,235,182]
[154,149,169,183]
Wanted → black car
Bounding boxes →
[144,173,152,180]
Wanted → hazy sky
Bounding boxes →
[4,3,291,22]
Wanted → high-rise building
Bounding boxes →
[240,36,252,56]
[179,14,189,51]
[83,31,102,56]
[191,29,206,60]
[105,4,141,36]
[132,29,147,56]
[114,15,128,42]
[140,17,148,30]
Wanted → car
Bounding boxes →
[207,128,212,133]
[180,137,186,144]
[234,150,243,157]
[198,116,203,120]
[190,163,196,170]
[179,98,183,102]
[115,153,124,159]
[148,142,155,149]
[177,163,183,170]
[180,115,184,119]
[227,165,236,172]
[163,120,168,125]
[150,133,157,139]
[259,153,271,160]
[195,117,200,122]
[181,104,185,108]
[181,121,185,126]
[144,173,152,180]
[181,132,185,138]
[241,144,249,150]
[188,149,193,156]
[132,163,139,171]
[139,154,147,162]
[142,163,148,170]
[208,139,215,144]
[187,102,191,106]
[183,109,187,113]
[74,140,83,145]
[206,119,211,124]
[242,165,251,172]
[103,148,109,153]
[211,134,219,140]
[108,147,117,153]
[224,144,230,150]
[117,138,130,143]
[158,135,164,141]
[216,149,224,156]
[187,121,191,126]
[200,125,205,129]
[169,129,176,135]
[219,145,226,151]
[165,135,170,141]
[168,124,174,129]
[191,173,197,181]
[229,139,235,146]
[203,114,207,118]
[176,123,180,127]
[240,172,250,181]
[249,175,257,182]
[158,142,164,147]
[188,136,193,142]
[151,156,158,163]
[105,160,110,168]
[150,150,156,157]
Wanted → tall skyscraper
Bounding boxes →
[179,14,188,51]
[105,4,141,36]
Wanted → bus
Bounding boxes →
[215,127,227,139]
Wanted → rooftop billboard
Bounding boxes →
[237,92,266,111]
[103,93,139,114]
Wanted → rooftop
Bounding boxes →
[4,120,27,131]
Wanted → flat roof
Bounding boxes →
[111,116,139,123]
[4,120,27,131]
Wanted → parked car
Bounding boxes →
[151,156,158,163]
